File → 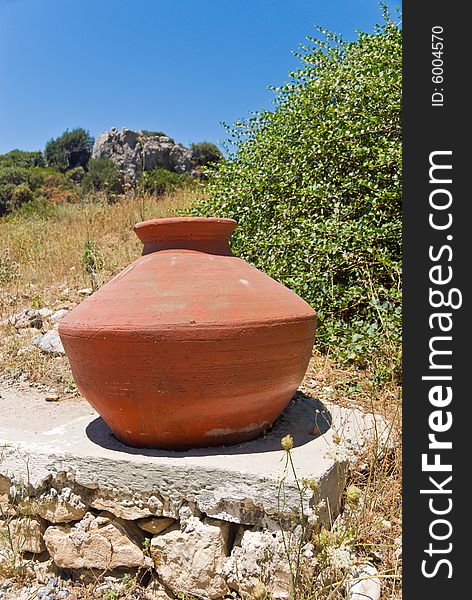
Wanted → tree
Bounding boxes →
[45,128,94,172]
[189,15,401,365]
[190,142,222,167]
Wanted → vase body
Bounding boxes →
[59,217,317,449]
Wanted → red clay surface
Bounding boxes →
[59,218,317,449]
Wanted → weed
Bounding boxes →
[31,293,43,308]
[0,249,19,284]
[277,436,308,595]
[276,347,401,600]
[81,237,105,291]
[0,447,41,581]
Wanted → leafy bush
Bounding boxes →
[0,150,44,168]
[10,183,33,210]
[190,142,222,167]
[39,169,81,205]
[10,196,59,220]
[81,157,123,196]
[0,165,45,215]
[140,130,173,141]
[138,167,193,197]
[188,16,401,366]
[45,128,94,172]
[0,164,80,216]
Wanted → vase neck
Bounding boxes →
[133,217,237,256]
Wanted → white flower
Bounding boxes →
[326,442,354,463]
[326,545,353,570]
[302,544,315,559]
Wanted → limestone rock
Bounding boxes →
[224,529,292,599]
[44,512,152,571]
[36,487,88,523]
[50,309,69,321]
[178,503,202,525]
[394,535,402,560]
[0,517,46,554]
[92,128,192,184]
[45,394,60,402]
[146,576,173,600]
[77,288,92,296]
[8,309,44,329]
[29,558,59,584]
[32,331,65,355]
[347,564,381,600]
[137,517,175,535]
[90,492,163,520]
[151,516,231,599]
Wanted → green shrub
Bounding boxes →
[140,130,173,141]
[0,164,80,216]
[0,150,44,168]
[188,15,401,366]
[138,167,193,196]
[45,128,94,172]
[190,142,222,167]
[0,165,46,215]
[10,183,33,210]
[81,157,123,196]
[10,196,58,220]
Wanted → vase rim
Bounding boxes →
[133,217,237,250]
[134,216,236,227]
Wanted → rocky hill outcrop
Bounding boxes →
[92,128,192,184]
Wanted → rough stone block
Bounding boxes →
[0,516,46,554]
[43,512,152,571]
[36,486,88,523]
[347,564,381,600]
[90,490,163,520]
[151,516,231,599]
[224,528,292,599]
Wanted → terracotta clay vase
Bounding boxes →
[59,217,317,449]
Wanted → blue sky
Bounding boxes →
[0,0,400,154]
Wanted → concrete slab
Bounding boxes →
[0,384,390,529]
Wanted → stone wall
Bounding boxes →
[0,471,317,599]
[0,388,392,599]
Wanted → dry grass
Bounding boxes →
[0,191,194,293]
[297,349,402,600]
[0,191,194,389]
[0,192,401,599]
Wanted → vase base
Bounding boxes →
[111,421,274,451]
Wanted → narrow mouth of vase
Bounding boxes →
[133,217,237,254]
